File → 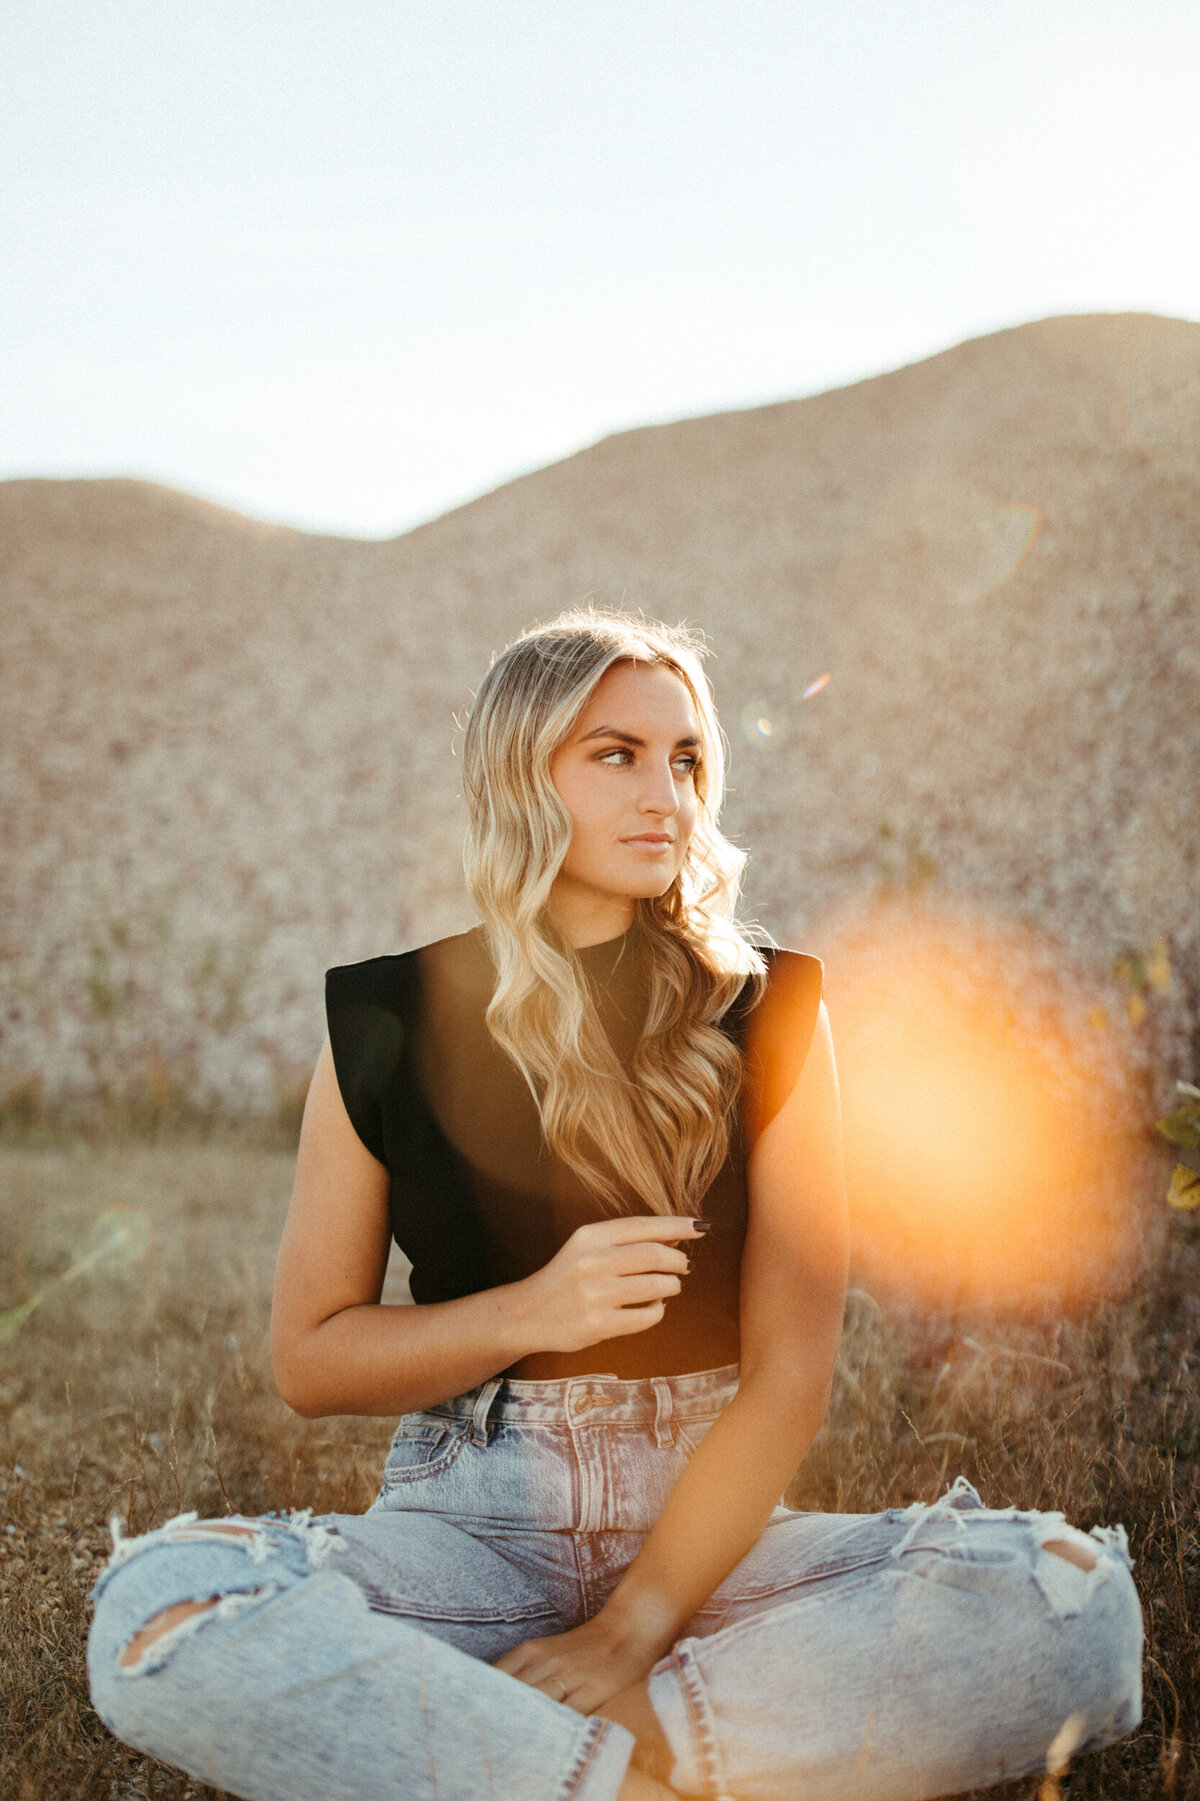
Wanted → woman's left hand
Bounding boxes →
[494,1614,664,1714]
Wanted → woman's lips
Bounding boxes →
[621,834,674,849]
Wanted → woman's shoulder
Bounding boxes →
[322,930,491,1163]
[325,927,490,1009]
[726,944,823,1029]
[726,945,825,1138]
[756,944,823,984]
[756,945,824,1019]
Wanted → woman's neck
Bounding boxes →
[545,880,636,949]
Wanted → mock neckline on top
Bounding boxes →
[576,924,635,952]
[574,921,639,972]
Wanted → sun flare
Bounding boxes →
[826,906,1145,1307]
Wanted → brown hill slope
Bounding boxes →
[1,312,1198,1113]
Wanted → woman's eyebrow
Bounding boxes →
[579,726,701,748]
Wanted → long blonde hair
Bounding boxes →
[462,609,766,1215]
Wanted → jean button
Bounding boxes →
[574,1393,613,1416]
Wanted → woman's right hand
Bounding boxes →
[517,1216,705,1354]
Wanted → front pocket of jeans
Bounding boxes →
[672,1416,717,1457]
[380,1420,470,1486]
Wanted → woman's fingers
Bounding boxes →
[494,1642,537,1677]
[606,1241,691,1278]
[497,1623,660,1718]
[526,1215,706,1353]
[508,1666,587,1710]
[495,1638,583,1705]
[601,1215,707,1245]
[605,1299,667,1336]
[610,1273,683,1307]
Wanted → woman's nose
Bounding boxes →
[638,761,680,815]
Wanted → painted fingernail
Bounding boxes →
[692,1219,712,1233]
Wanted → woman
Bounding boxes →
[88,611,1143,1801]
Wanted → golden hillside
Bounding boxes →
[2,312,1197,1113]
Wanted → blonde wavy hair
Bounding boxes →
[462,608,766,1216]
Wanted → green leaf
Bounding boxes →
[1157,1101,1200,1149]
[1167,1165,1200,1211]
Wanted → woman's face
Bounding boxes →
[547,660,702,944]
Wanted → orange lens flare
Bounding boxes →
[825,906,1145,1308]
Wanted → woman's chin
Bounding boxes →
[620,872,679,902]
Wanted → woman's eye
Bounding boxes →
[593,747,698,774]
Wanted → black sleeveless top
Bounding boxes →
[325,924,822,1379]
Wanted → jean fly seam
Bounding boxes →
[572,1530,599,1624]
[569,1413,603,1537]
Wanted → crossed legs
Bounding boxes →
[94,1500,1135,1801]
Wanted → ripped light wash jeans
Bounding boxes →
[88,1365,1143,1801]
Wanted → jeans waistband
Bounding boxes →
[426,1364,740,1440]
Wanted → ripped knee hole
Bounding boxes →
[1043,1537,1099,1573]
[117,1522,265,1670]
[119,1596,225,1668]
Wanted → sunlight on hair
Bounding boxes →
[827,906,1144,1308]
[462,608,765,1215]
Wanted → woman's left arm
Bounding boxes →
[496,1001,849,1712]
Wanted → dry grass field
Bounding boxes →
[1,1124,1196,1800]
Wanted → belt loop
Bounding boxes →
[470,1378,502,1447]
[652,1378,674,1448]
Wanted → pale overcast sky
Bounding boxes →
[3,0,1198,536]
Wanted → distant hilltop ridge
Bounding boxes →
[1,311,1198,1115]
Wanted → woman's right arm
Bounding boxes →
[270,1036,698,1418]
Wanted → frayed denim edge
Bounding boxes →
[92,1507,344,1606]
